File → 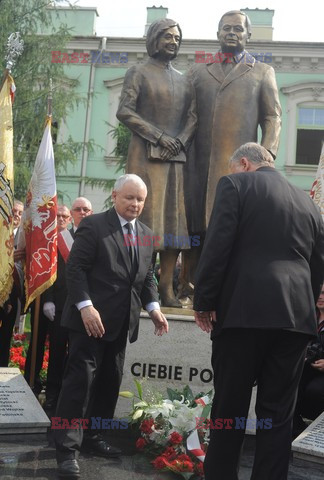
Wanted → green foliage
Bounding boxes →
[86,122,131,209]
[0,0,84,200]
[110,122,131,172]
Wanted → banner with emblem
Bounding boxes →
[310,143,324,221]
[18,117,57,310]
[0,75,15,307]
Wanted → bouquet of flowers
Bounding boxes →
[9,333,49,382]
[120,380,213,479]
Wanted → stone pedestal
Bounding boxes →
[0,367,50,434]
[115,309,257,434]
[292,412,324,465]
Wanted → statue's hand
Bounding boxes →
[160,147,173,160]
[159,133,180,156]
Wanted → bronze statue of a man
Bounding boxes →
[117,18,197,307]
[184,10,282,236]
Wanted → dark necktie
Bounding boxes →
[125,222,138,272]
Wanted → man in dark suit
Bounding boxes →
[193,143,324,480]
[54,174,168,478]
[42,205,72,415]
[0,200,24,367]
[69,197,93,236]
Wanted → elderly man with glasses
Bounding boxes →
[42,205,73,415]
[70,197,93,235]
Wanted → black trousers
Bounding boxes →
[54,326,128,461]
[204,328,310,480]
[0,299,17,367]
[24,299,49,393]
[46,311,69,405]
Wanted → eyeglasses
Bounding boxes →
[57,214,70,219]
[73,207,91,213]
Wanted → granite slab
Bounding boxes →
[0,368,50,434]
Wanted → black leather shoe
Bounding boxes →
[82,435,121,458]
[57,459,80,478]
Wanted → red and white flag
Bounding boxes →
[310,143,324,221]
[18,117,57,310]
[187,429,206,462]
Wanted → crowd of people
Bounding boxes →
[1,9,324,480]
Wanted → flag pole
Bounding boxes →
[0,69,9,95]
[29,296,41,390]
[29,80,54,392]
[0,33,24,94]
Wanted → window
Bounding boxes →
[281,82,324,172]
[296,107,324,165]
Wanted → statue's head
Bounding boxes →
[217,10,251,54]
[146,18,182,60]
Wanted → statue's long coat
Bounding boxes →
[185,51,282,234]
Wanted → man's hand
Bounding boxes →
[194,311,216,333]
[149,309,169,336]
[43,302,55,321]
[80,305,105,338]
[311,359,324,372]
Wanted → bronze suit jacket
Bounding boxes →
[185,51,282,233]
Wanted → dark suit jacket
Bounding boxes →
[61,208,159,343]
[42,250,67,312]
[194,167,324,338]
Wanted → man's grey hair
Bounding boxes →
[229,142,274,168]
[113,174,147,192]
[71,197,92,210]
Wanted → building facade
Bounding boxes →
[46,6,324,212]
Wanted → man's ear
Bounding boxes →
[111,190,116,204]
[240,157,250,171]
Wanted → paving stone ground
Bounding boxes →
[0,429,323,479]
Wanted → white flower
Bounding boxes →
[169,403,205,434]
[146,400,174,419]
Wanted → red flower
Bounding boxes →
[152,456,168,470]
[176,454,191,462]
[140,418,154,434]
[136,437,147,450]
[162,446,177,460]
[13,334,26,342]
[173,459,194,472]
[169,431,183,445]
[195,461,204,477]
[19,357,26,370]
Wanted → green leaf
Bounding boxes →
[134,379,143,400]
[183,385,194,402]
[201,404,211,420]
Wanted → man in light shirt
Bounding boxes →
[54,174,168,478]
